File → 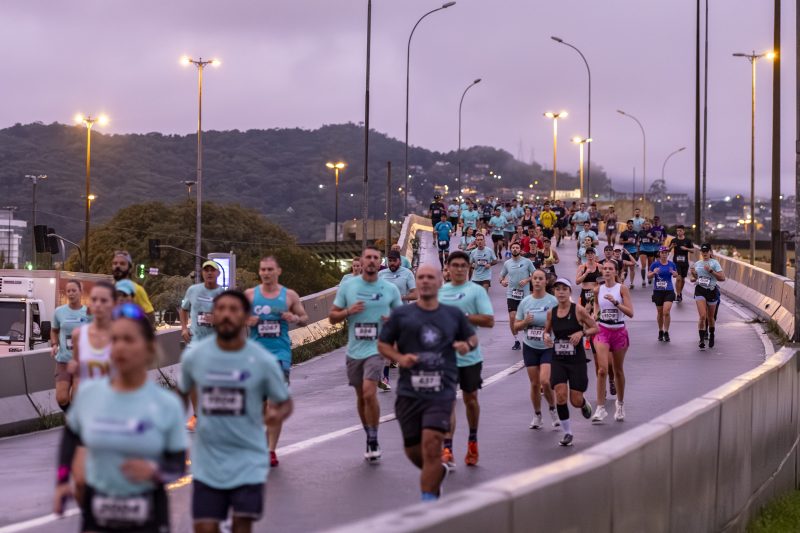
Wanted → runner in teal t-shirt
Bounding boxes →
[51,279,89,412]
[469,234,498,288]
[180,291,292,530]
[180,261,225,344]
[438,250,495,468]
[500,243,536,351]
[329,247,402,463]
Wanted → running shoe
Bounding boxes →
[529,413,543,429]
[377,377,391,392]
[591,406,608,424]
[270,451,279,467]
[581,399,593,419]
[676,293,683,303]
[364,442,382,463]
[584,338,591,350]
[658,331,664,342]
[663,332,671,343]
[441,447,456,470]
[609,376,617,397]
[708,333,715,348]
[549,409,561,428]
[186,415,197,432]
[641,281,646,288]
[465,441,479,466]
[614,401,626,421]
[699,339,706,350]
[630,282,635,290]
[512,340,521,351]
[390,361,399,368]
[559,433,574,447]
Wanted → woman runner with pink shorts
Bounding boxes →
[591,261,634,423]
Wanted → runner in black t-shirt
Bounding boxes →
[378,264,477,501]
[553,201,568,247]
[669,224,694,303]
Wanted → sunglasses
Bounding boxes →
[112,303,148,321]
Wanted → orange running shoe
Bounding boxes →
[185,415,197,432]
[270,451,279,467]
[441,447,455,469]
[465,441,479,466]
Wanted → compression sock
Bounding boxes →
[421,492,438,501]
[443,438,453,450]
[699,330,705,341]
[383,365,389,380]
[709,327,715,336]
[557,403,571,434]
[468,428,478,443]
[366,426,378,445]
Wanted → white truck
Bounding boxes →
[0,270,112,355]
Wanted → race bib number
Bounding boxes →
[583,290,594,302]
[655,280,668,290]
[197,312,213,327]
[257,320,281,338]
[676,255,687,263]
[511,288,524,300]
[600,308,620,322]
[354,323,378,340]
[439,240,449,247]
[65,337,73,351]
[477,259,488,268]
[92,493,150,527]
[527,327,544,342]
[607,224,616,231]
[411,371,443,392]
[698,276,711,288]
[201,386,245,416]
[555,341,575,356]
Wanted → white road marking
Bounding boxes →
[0,509,79,533]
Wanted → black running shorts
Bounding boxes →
[395,396,453,448]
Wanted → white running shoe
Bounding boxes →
[614,401,625,421]
[529,413,543,430]
[591,406,608,424]
[549,409,561,428]
[364,442,382,463]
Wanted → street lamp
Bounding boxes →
[544,111,567,199]
[75,113,108,272]
[571,137,592,203]
[181,55,220,280]
[326,162,346,260]
[733,50,775,265]
[181,180,196,202]
[661,147,687,182]
[551,36,592,199]
[457,78,482,194]
[404,1,457,214]
[616,110,646,210]
[25,174,47,269]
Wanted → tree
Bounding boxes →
[68,200,339,296]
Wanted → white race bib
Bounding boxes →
[511,288,524,300]
[600,308,620,322]
[439,240,449,247]
[257,320,281,338]
[655,280,668,290]
[698,276,712,288]
[201,386,245,416]
[607,224,616,231]
[65,337,74,351]
[197,312,213,327]
[477,259,488,268]
[92,494,150,527]
[676,255,687,263]
[554,341,575,356]
[411,371,443,392]
[583,290,594,302]
[526,327,544,342]
[354,323,378,340]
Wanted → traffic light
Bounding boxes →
[148,239,161,260]
[33,225,48,253]
[137,264,146,279]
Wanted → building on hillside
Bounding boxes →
[0,208,27,268]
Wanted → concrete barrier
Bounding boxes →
[325,348,800,533]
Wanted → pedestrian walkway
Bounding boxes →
[0,231,770,533]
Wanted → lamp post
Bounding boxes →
[181,180,196,202]
[661,147,687,183]
[571,137,591,203]
[326,162,346,260]
[551,37,592,199]
[457,78,482,194]
[543,111,567,199]
[733,50,775,265]
[362,0,372,250]
[75,114,108,272]
[181,55,220,280]
[25,174,47,269]
[617,110,646,210]
[404,1,456,214]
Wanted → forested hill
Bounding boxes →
[0,122,611,242]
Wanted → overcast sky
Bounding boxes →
[0,0,794,197]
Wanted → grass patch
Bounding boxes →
[748,490,800,532]
[293,325,348,365]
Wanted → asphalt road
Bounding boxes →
[0,231,769,533]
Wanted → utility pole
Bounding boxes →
[771,0,784,274]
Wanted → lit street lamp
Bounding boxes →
[326,161,346,259]
[551,36,592,199]
[457,78,482,194]
[181,55,220,280]
[404,1,456,214]
[616,110,646,210]
[181,180,196,202]
[75,113,108,272]
[571,137,591,203]
[544,111,567,199]
[733,50,775,265]
[25,174,47,269]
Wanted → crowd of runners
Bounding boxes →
[46,194,728,532]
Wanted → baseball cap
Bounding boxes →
[115,279,136,296]
[659,246,670,253]
[553,278,573,290]
[202,260,221,271]
[700,243,712,252]
[387,250,401,259]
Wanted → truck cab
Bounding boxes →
[0,278,51,355]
